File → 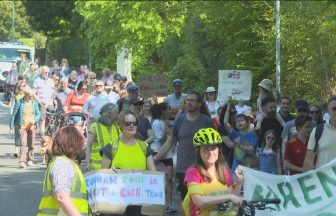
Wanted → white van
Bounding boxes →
[0,42,35,91]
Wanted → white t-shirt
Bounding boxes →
[151,119,173,159]
[206,101,221,118]
[307,122,336,168]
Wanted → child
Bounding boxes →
[223,97,258,171]
[284,115,313,175]
[257,130,281,174]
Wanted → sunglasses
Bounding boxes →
[309,110,319,114]
[298,108,308,113]
[96,85,103,87]
[266,136,276,140]
[124,121,138,127]
[90,77,96,80]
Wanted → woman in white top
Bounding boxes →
[151,102,177,214]
[204,86,221,118]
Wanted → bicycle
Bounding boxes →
[217,198,281,216]
[45,109,63,138]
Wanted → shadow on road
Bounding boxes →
[0,169,45,216]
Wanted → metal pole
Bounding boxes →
[88,21,92,70]
[276,0,281,92]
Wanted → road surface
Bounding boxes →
[0,93,182,216]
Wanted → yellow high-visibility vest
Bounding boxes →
[37,156,88,216]
[90,122,120,169]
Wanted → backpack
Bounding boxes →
[110,138,147,160]
[313,123,325,153]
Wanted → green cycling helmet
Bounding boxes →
[193,128,223,147]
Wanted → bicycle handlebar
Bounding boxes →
[249,198,281,205]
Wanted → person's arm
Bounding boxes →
[230,167,244,196]
[101,153,112,169]
[284,160,303,173]
[222,136,234,149]
[145,129,154,144]
[303,128,317,171]
[275,112,286,127]
[82,98,94,119]
[223,97,233,133]
[155,134,177,160]
[0,100,10,109]
[54,192,81,216]
[276,151,282,175]
[254,112,264,132]
[33,101,42,124]
[63,93,72,113]
[238,144,255,153]
[303,150,316,171]
[146,155,156,171]
[9,101,20,131]
[85,133,95,171]
[189,182,244,208]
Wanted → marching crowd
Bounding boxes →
[3,56,336,216]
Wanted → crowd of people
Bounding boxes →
[3,56,336,215]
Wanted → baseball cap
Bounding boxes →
[127,85,139,93]
[295,100,309,110]
[172,79,182,86]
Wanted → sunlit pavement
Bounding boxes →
[0,93,182,216]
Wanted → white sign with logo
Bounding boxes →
[218,70,252,102]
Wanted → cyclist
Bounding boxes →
[182,128,244,216]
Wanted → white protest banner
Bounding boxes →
[85,169,165,215]
[138,74,168,98]
[218,70,252,102]
[240,159,336,216]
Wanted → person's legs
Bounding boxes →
[19,129,28,167]
[14,125,21,157]
[39,103,47,135]
[176,172,187,200]
[27,130,36,162]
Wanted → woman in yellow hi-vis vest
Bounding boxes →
[101,110,156,216]
[182,128,245,216]
[86,103,120,171]
[38,126,88,216]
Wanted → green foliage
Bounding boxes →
[75,1,188,72]
[23,1,76,37]
[48,36,88,68]
[0,1,46,46]
[18,1,336,106]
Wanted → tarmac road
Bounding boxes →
[0,93,182,216]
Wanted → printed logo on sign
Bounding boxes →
[227,71,241,79]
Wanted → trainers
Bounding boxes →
[13,153,18,158]
[19,162,26,168]
[165,205,177,214]
[27,161,34,166]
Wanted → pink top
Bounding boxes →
[184,167,233,186]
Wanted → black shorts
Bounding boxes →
[160,158,173,167]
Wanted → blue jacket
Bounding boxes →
[10,98,41,129]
